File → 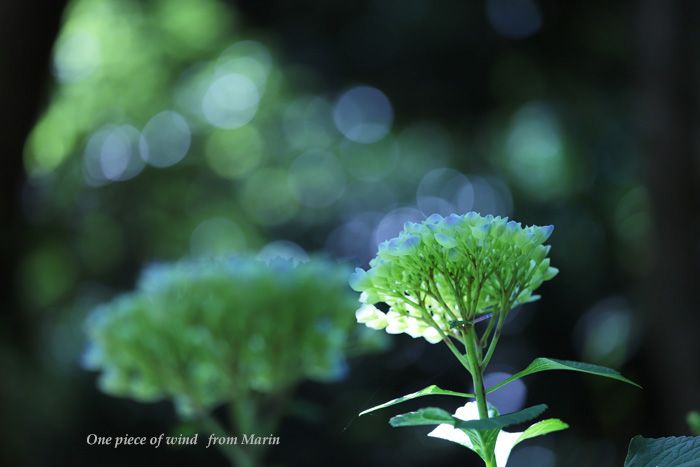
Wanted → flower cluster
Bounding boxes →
[351,212,558,344]
[84,255,370,416]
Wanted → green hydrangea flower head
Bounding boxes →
[84,255,368,416]
[350,212,558,344]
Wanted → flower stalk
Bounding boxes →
[354,213,641,467]
[352,212,560,467]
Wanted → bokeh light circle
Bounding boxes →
[483,371,527,414]
[84,125,144,185]
[205,126,264,179]
[504,102,570,200]
[202,73,260,129]
[373,207,424,247]
[333,85,393,144]
[216,41,272,93]
[416,168,474,216]
[139,111,191,168]
[53,30,101,82]
[325,212,381,265]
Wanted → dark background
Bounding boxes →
[2,0,699,466]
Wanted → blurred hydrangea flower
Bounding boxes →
[84,255,374,417]
[350,212,558,344]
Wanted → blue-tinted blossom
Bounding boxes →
[351,212,557,344]
[86,256,369,416]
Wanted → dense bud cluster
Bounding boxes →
[84,256,364,416]
[351,212,558,344]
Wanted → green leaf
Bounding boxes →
[389,407,455,427]
[463,416,565,466]
[466,428,500,464]
[390,404,548,431]
[487,358,641,394]
[454,404,548,431]
[424,404,561,466]
[359,385,475,416]
[624,435,700,466]
[515,418,569,445]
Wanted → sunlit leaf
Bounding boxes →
[487,358,641,394]
[624,436,700,466]
[389,407,455,427]
[359,385,475,416]
[466,428,500,465]
[515,418,568,445]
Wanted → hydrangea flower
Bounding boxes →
[354,213,639,467]
[350,212,558,344]
[84,255,375,417]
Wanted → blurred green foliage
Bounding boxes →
[20,0,457,321]
[688,411,700,436]
[20,0,654,327]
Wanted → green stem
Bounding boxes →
[418,306,473,376]
[444,337,474,376]
[464,326,498,467]
[479,312,497,348]
[229,397,261,467]
[426,273,460,323]
[464,326,488,420]
[199,413,253,467]
[481,312,505,369]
